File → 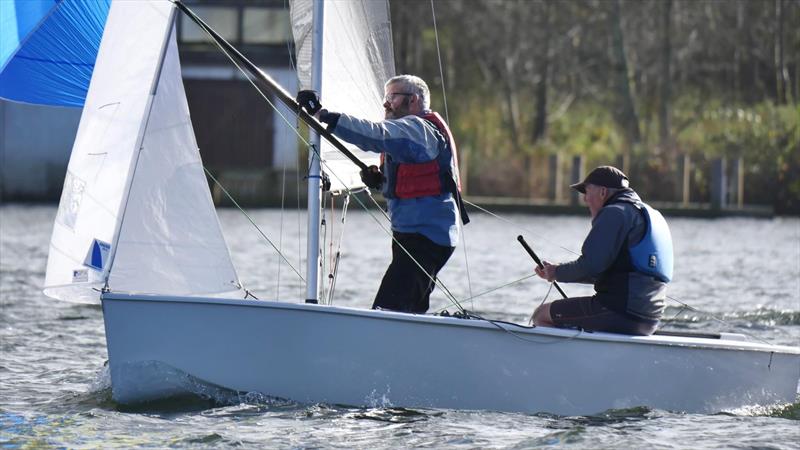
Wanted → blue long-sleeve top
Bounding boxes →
[331,112,459,247]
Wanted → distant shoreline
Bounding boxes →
[1,197,784,218]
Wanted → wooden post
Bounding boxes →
[548,154,562,203]
[711,157,727,210]
[732,157,744,209]
[615,154,630,176]
[527,155,537,199]
[459,146,469,196]
[570,155,585,206]
[680,154,691,206]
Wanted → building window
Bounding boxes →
[242,7,291,44]
[181,6,238,43]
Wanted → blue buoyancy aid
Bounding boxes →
[629,203,673,282]
[591,193,670,320]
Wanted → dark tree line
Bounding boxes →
[389,0,799,212]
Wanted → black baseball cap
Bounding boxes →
[570,165,629,193]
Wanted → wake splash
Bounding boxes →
[721,399,800,420]
[661,306,800,326]
[95,361,293,412]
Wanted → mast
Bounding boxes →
[305,0,324,303]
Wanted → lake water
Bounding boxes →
[1,204,798,448]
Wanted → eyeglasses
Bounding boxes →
[384,92,414,103]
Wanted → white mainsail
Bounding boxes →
[291,0,395,192]
[44,0,242,302]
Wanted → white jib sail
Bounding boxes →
[291,0,396,192]
[44,0,242,302]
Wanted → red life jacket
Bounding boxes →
[382,111,462,199]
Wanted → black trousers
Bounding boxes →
[372,232,455,314]
[549,296,659,336]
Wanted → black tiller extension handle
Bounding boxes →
[517,235,568,299]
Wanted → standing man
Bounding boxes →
[532,166,672,335]
[296,75,468,314]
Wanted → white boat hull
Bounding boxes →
[101,293,799,415]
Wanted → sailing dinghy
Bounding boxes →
[38,0,799,415]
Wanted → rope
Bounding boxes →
[468,273,537,303]
[326,194,351,304]
[455,310,585,345]
[430,0,451,126]
[658,295,773,345]
[430,0,474,307]
[530,282,555,325]
[463,198,581,257]
[433,273,537,311]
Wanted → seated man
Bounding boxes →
[533,166,673,336]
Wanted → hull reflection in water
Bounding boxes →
[101,293,800,416]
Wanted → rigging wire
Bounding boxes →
[277,149,289,299]
[432,272,537,314]
[463,198,581,258]
[204,167,304,282]
[282,0,305,287]
[184,4,318,295]
[274,0,295,301]
[430,0,475,308]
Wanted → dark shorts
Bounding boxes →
[373,232,455,314]
[549,296,658,336]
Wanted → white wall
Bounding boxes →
[0,99,82,200]
[1,65,301,200]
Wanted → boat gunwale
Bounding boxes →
[100,292,800,355]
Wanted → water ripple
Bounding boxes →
[1,206,798,448]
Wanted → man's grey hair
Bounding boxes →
[386,74,430,110]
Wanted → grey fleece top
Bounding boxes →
[555,189,666,320]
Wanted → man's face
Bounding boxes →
[383,83,417,119]
[584,184,607,218]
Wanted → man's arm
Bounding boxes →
[332,114,442,163]
[554,207,629,283]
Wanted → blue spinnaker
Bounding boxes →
[0,0,110,107]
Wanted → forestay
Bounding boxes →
[44,0,242,302]
[290,0,395,192]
